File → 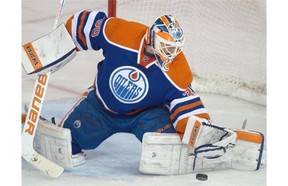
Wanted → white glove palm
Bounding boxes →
[182,116,237,159]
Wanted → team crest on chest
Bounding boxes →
[109,66,149,104]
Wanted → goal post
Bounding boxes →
[108,0,266,105]
[108,0,116,17]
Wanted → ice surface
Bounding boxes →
[22,0,266,185]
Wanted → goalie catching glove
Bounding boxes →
[22,23,76,75]
[139,130,265,175]
[181,116,237,159]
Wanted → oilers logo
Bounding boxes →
[109,66,149,104]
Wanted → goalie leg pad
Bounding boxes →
[139,132,195,175]
[230,130,265,170]
[194,130,266,171]
[139,132,233,175]
[33,119,83,170]
[140,131,265,175]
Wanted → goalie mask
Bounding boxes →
[145,14,185,71]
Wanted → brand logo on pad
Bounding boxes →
[109,66,149,104]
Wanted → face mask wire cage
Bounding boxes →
[146,15,185,71]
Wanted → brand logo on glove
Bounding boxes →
[189,120,201,148]
[109,66,149,104]
[23,42,43,70]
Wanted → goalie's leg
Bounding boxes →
[22,86,118,169]
[22,114,81,169]
[139,130,265,175]
[131,105,176,142]
[59,87,118,154]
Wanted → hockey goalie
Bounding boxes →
[22,10,265,175]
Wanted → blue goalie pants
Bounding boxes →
[62,87,176,154]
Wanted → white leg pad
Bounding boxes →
[139,132,195,175]
[33,119,74,169]
[139,132,265,175]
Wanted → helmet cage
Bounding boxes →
[154,32,184,59]
[146,15,185,71]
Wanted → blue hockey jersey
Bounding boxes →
[65,10,210,136]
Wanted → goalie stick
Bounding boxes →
[22,0,66,178]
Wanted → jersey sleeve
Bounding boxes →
[169,84,211,138]
[65,10,107,51]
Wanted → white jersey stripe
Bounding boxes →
[170,95,200,111]
[84,11,99,50]
[172,108,208,128]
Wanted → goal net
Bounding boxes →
[112,0,266,105]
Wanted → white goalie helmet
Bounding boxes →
[145,14,185,71]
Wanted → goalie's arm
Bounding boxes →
[22,10,108,75]
[169,92,237,158]
[64,10,107,51]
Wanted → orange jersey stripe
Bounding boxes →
[77,11,88,48]
[170,100,203,122]
[65,14,81,51]
[65,15,74,37]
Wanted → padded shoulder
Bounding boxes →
[104,18,148,51]
[166,52,193,90]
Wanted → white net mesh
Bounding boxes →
[116,0,266,105]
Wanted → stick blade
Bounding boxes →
[23,152,64,178]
